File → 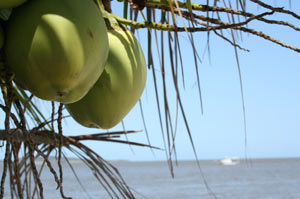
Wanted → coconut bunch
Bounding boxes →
[0,0,147,129]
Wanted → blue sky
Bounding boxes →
[76,0,300,161]
[1,1,300,161]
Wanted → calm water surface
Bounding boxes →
[2,158,300,199]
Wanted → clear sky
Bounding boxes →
[1,1,300,161]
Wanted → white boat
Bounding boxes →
[219,157,240,166]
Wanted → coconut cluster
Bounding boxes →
[0,0,147,129]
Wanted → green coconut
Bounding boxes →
[0,0,27,9]
[66,27,147,129]
[0,25,3,49]
[5,0,108,103]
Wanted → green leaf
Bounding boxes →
[186,0,192,13]
[123,0,128,19]
[168,0,177,26]
[15,88,50,129]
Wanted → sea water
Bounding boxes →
[1,158,300,199]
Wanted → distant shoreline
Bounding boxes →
[1,156,300,164]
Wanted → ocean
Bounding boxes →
[2,158,300,199]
